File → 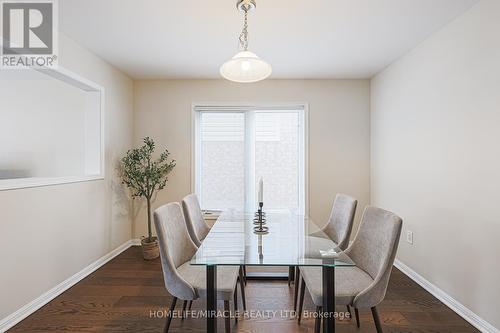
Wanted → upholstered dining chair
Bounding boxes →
[181,194,210,247]
[297,206,402,333]
[292,194,358,311]
[182,193,248,296]
[154,202,243,333]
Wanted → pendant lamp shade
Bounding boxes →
[220,51,272,83]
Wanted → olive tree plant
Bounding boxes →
[120,137,176,243]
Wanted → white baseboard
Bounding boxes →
[394,259,499,333]
[0,239,136,333]
[130,238,141,246]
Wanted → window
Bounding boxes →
[0,67,104,191]
[193,105,306,214]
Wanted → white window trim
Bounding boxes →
[0,66,105,191]
[191,102,309,216]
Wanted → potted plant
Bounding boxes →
[120,137,176,260]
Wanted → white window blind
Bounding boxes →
[199,112,245,210]
[201,113,245,142]
[194,105,306,214]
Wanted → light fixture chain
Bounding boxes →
[238,9,249,51]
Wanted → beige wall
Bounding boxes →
[371,0,500,330]
[133,79,370,238]
[0,33,134,320]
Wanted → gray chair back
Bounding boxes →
[154,202,198,300]
[346,206,402,309]
[323,194,358,250]
[182,194,210,247]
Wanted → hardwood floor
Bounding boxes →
[10,246,479,333]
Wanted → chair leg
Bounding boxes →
[297,277,306,323]
[188,300,193,311]
[224,300,231,333]
[242,265,247,286]
[239,267,247,310]
[181,300,187,319]
[288,266,294,286]
[164,297,177,333]
[314,306,322,333]
[355,307,360,328]
[293,267,300,310]
[371,306,383,333]
[233,286,238,323]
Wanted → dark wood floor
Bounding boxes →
[10,246,478,333]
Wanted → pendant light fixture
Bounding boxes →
[220,0,272,83]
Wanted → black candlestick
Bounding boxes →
[253,202,268,234]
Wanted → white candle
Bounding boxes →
[258,177,263,203]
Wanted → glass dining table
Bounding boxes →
[190,210,355,333]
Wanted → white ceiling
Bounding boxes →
[59,0,478,79]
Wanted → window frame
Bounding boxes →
[0,66,105,191]
[191,103,309,216]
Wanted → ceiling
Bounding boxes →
[59,0,478,79]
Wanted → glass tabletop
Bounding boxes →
[190,210,355,267]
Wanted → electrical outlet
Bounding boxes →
[406,230,413,245]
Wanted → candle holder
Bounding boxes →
[253,202,268,234]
